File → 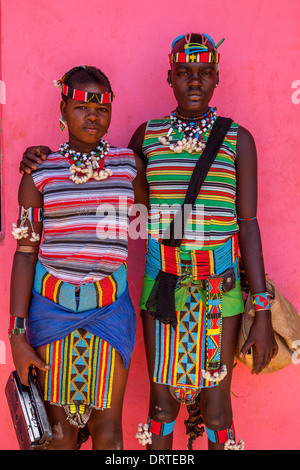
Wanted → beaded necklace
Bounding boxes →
[158,107,217,153]
[59,140,112,184]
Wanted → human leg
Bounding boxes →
[87,350,130,450]
[141,310,181,450]
[200,314,241,450]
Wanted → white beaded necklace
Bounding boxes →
[59,140,112,184]
[158,107,217,154]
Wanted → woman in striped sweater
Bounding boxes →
[10,65,147,450]
[129,33,277,450]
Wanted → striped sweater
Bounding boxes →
[32,146,136,284]
[143,116,239,250]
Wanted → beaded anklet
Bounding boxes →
[252,292,271,311]
[8,316,26,338]
[205,422,244,450]
[136,418,176,445]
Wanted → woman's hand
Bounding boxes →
[20,146,51,174]
[239,311,278,374]
[10,335,50,386]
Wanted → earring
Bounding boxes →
[59,115,66,132]
[169,82,173,88]
[215,84,218,88]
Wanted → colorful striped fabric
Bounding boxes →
[17,205,43,222]
[45,328,115,409]
[33,260,127,312]
[145,233,239,283]
[143,117,239,250]
[32,146,136,284]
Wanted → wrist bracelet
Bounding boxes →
[251,292,271,311]
[8,316,27,338]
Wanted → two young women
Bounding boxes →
[16,34,277,450]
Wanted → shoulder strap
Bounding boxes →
[163,116,234,247]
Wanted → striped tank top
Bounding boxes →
[32,146,136,284]
[143,116,239,250]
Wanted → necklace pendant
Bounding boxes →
[59,141,112,184]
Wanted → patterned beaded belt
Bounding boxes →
[145,233,239,287]
[33,261,127,312]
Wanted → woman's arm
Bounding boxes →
[10,173,50,385]
[19,146,51,174]
[236,126,278,374]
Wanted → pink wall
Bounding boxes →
[1,0,300,450]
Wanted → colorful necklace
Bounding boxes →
[158,107,217,153]
[59,140,112,184]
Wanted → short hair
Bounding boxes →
[61,65,113,102]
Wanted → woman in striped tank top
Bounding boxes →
[9,66,147,449]
[129,34,277,450]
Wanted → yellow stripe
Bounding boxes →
[175,249,181,276]
[52,341,60,403]
[173,316,180,385]
[195,300,203,387]
[44,344,50,400]
[209,251,214,275]
[207,327,221,336]
[98,341,107,403]
[53,280,62,303]
[163,325,170,384]
[67,332,73,404]
[87,334,94,403]
[107,348,115,407]
[161,245,166,272]
[96,281,103,307]
[111,277,117,302]
[42,273,51,296]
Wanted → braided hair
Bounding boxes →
[60,65,113,102]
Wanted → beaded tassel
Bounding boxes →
[224,439,245,450]
[12,207,41,242]
[136,423,152,446]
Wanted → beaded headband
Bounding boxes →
[169,34,225,67]
[53,65,114,103]
[61,83,114,104]
[54,80,114,104]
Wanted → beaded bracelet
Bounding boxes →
[251,292,271,311]
[237,216,257,221]
[8,316,26,338]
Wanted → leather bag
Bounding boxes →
[236,276,300,373]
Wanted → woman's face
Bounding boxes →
[61,81,112,152]
[168,37,219,117]
[168,62,218,117]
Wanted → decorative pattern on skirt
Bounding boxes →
[154,278,225,404]
[45,328,115,427]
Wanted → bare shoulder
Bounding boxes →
[237,125,257,154]
[128,121,148,156]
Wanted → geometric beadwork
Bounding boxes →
[44,328,115,410]
[154,286,219,403]
[205,277,223,371]
[252,292,270,311]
